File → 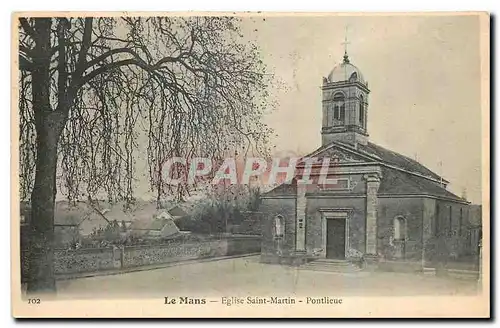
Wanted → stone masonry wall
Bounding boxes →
[54,247,116,274]
[378,197,424,261]
[259,197,296,263]
[430,199,471,262]
[21,237,261,279]
[122,241,227,268]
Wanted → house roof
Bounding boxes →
[101,206,135,223]
[130,217,167,231]
[131,219,180,238]
[129,210,175,230]
[129,212,180,233]
[167,205,188,218]
[54,201,109,226]
[97,200,176,222]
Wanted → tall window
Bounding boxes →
[333,92,345,123]
[326,103,332,126]
[394,216,406,240]
[459,208,463,235]
[449,206,452,235]
[274,215,284,238]
[435,204,440,236]
[359,95,365,128]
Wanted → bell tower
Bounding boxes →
[321,36,370,146]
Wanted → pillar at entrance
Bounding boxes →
[296,180,307,251]
[364,174,381,256]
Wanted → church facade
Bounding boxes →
[260,52,472,269]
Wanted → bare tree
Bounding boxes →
[18,16,273,293]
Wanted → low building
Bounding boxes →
[167,205,189,220]
[129,212,181,239]
[54,201,111,247]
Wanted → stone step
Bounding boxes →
[306,261,351,267]
[299,259,362,273]
[313,259,350,264]
[299,265,362,273]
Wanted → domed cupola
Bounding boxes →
[327,54,366,85]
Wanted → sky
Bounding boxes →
[238,14,483,204]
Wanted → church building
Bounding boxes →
[260,50,472,270]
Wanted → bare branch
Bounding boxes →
[19,18,36,38]
[19,54,32,71]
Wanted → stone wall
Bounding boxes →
[378,197,424,261]
[378,197,472,263]
[429,199,472,262]
[123,240,227,268]
[259,197,296,264]
[21,236,260,279]
[54,247,117,274]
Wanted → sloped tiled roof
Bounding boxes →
[378,167,464,201]
[358,142,443,182]
[130,217,170,231]
[167,205,189,218]
[54,201,109,226]
[263,140,461,201]
[299,141,444,182]
[102,201,173,222]
[262,178,297,197]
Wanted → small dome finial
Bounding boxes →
[341,25,350,63]
[343,52,350,64]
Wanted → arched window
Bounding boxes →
[333,93,345,123]
[349,72,358,82]
[359,95,365,128]
[274,215,284,238]
[394,216,406,240]
[326,103,333,126]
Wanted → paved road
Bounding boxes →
[56,255,478,299]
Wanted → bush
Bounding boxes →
[179,186,262,234]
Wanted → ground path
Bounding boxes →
[56,255,479,299]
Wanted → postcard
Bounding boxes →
[12,12,490,318]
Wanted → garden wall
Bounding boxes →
[54,247,118,274]
[21,236,261,280]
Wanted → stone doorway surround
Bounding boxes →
[318,208,352,259]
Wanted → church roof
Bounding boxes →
[262,141,463,202]
[262,178,297,197]
[357,142,444,182]
[327,60,365,84]
[378,167,464,201]
[305,140,446,183]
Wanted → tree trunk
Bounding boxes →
[26,18,67,294]
[27,117,64,293]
